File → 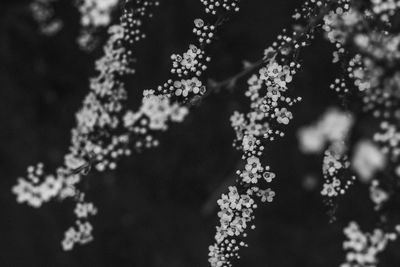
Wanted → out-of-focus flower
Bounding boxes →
[298,108,354,154]
[351,140,386,183]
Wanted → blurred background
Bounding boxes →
[1,0,399,266]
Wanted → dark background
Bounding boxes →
[0,0,399,266]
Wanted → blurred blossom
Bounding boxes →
[298,126,325,153]
[302,174,319,191]
[369,180,389,210]
[351,140,386,183]
[298,107,354,154]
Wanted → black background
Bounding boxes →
[1,0,399,266]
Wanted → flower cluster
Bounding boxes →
[171,45,210,77]
[341,222,398,267]
[76,0,121,50]
[62,220,95,251]
[374,122,400,165]
[321,141,354,203]
[13,163,63,207]
[200,0,240,15]
[193,19,216,44]
[61,199,98,250]
[123,93,188,148]
[323,2,400,118]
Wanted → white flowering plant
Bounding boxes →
[3,0,400,266]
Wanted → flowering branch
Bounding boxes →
[320,1,400,265]
[205,0,332,96]
[13,0,243,251]
[208,1,351,266]
[14,0,159,250]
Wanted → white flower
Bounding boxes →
[258,188,275,202]
[74,202,97,218]
[321,183,337,197]
[242,135,256,151]
[275,108,293,125]
[170,105,188,122]
[267,62,283,78]
[263,171,276,183]
[245,156,262,174]
[242,170,260,183]
[266,86,281,102]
